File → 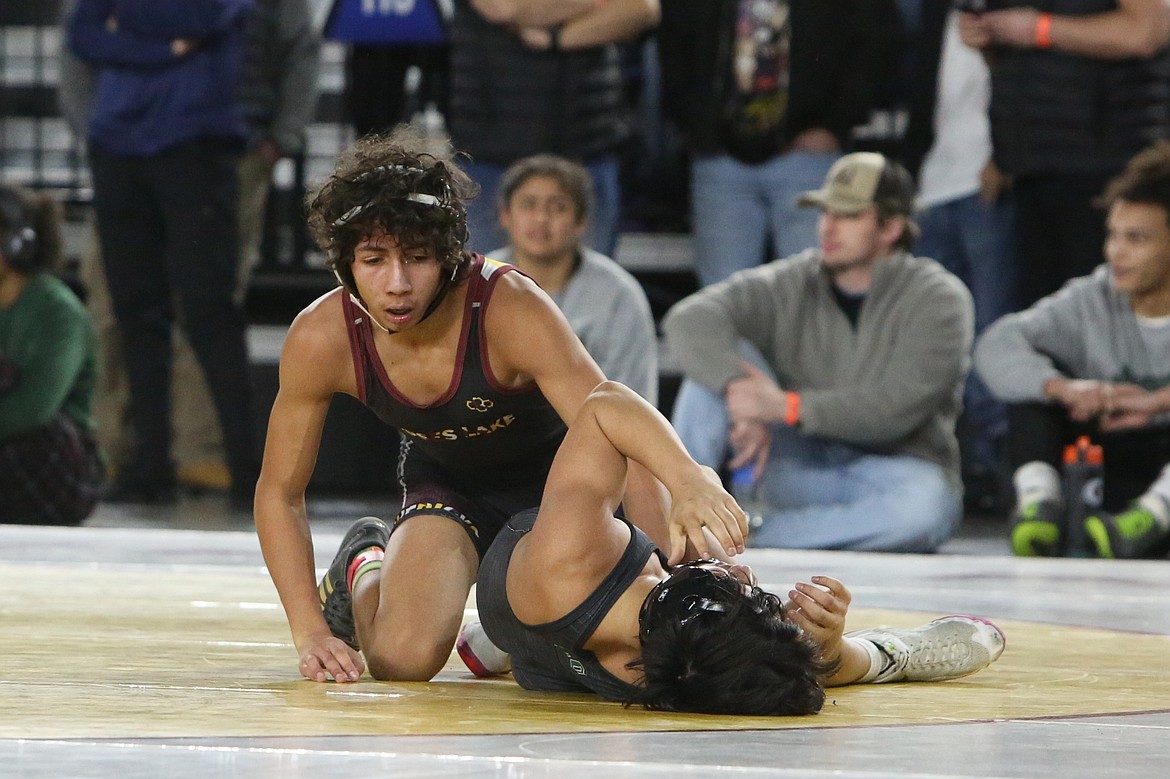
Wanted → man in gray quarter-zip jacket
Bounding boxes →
[664,153,973,553]
[974,141,1170,561]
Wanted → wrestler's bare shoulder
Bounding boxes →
[281,289,351,378]
[485,265,557,322]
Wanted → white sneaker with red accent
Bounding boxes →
[849,615,1006,683]
[456,621,512,677]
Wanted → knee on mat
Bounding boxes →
[364,634,453,682]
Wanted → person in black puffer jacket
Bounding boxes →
[960,0,1170,308]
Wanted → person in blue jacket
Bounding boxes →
[68,0,259,508]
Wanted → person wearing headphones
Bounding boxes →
[0,184,103,525]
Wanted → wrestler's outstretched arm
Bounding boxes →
[532,380,749,565]
[255,297,364,683]
[485,273,673,550]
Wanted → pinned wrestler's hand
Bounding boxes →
[298,632,365,683]
[785,576,851,665]
[666,465,749,565]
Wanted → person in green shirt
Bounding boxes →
[0,184,102,525]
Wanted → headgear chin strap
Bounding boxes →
[333,262,459,335]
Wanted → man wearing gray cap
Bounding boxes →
[664,152,974,552]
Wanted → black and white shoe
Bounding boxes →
[317,516,390,650]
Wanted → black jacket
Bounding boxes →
[447,0,628,164]
[657,0,898,156]
[984,0,1170,176]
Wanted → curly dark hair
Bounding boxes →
[626,584,835,716]
[305,125,480,298]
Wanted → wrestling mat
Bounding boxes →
[3,561,1168,739]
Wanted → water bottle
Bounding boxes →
[1061,436,1104,557]
[729,465,765,530]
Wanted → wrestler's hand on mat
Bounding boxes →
[785,576,851,665]
[667,465,749,564]
[298,633,365,683]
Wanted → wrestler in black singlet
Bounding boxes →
[476,509,665,701]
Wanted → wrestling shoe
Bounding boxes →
[1010,498,1063,557]
[1085,505,1170,559]
[456,621,511,677]
[851,615,1006,683]
[318,517,390,650]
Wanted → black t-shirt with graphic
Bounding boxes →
[720,0,792,163]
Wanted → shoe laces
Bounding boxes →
[882,627,974,674]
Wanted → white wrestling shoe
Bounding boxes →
[456,621,512,677]
[850,615,1006,683]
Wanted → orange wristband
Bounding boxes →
[784,392,801,426]
[1034,12,1052,49]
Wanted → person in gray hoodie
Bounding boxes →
[664,152,973,553]
[975,141,1170,561]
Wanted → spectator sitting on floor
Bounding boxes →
[975,141,1170,560]
[664,152,974,553]
[0,184,103,526]
[489,154,658,404]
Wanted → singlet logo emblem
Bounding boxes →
[466,396,495,413]
[568,657,586,676]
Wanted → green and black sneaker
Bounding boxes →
[1085,505,1170,559]
[1010,499,1063,557]
[318,517,390,649]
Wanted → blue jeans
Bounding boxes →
[463,155,621,258]
[690,150,837,286]
[915,193,1015,472]
[672,380,961,552]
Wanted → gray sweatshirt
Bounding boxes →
[490,246,658,403]
[975,265,1170,400]
[663,250,973,479]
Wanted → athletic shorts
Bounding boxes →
[392,435,554,559]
